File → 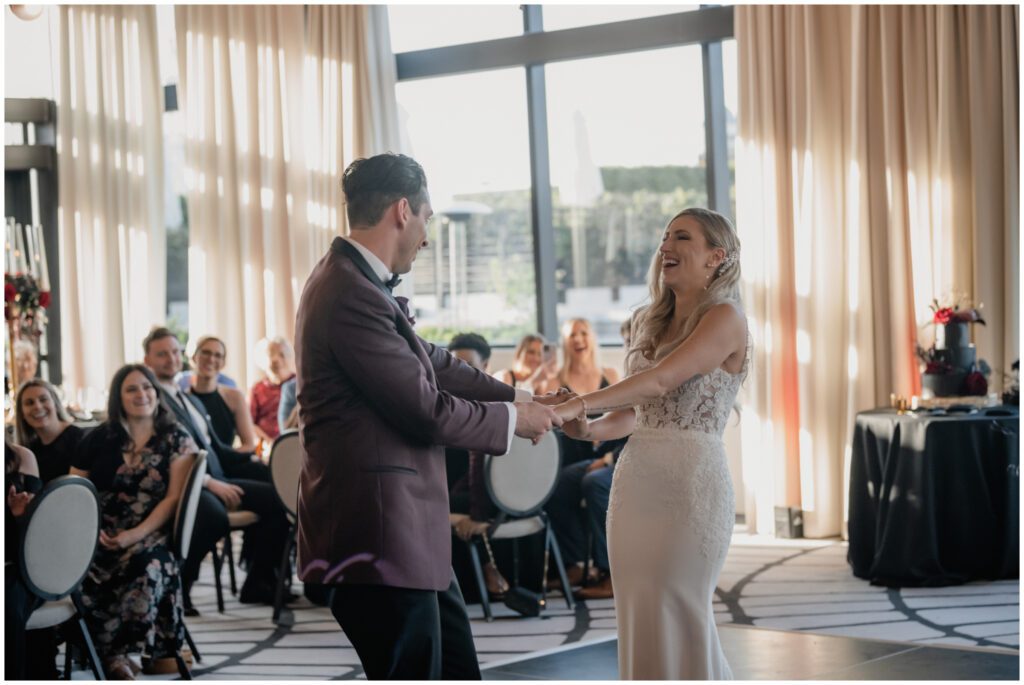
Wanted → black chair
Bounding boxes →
[20,475,105,680]
[171,451,209,679]
[463,431,574,621]
[268,430,302,623]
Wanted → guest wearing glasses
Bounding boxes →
[186,336,260,452]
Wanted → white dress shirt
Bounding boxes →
[342,237,528,454]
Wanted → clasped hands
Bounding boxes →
[513,388,592,443]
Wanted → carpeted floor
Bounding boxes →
[70,530,1018,680]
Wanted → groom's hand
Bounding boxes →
[533,388,576,406]
[514,401,564,442]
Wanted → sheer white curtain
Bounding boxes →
[735,5,1019,538]
[57,5,165,403]
[175,5,400,390]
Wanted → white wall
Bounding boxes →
[4,6,60,101]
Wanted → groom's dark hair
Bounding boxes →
[342,153,429,228]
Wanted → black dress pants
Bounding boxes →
[182,478,289,596]
[330,572,480,680]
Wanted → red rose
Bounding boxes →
[4,282,15,302]
[39,291,51,308]
[963,372,987,396]
[933,307,954,324]
[925,361,952,374]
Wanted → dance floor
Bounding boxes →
[68,531,1018,680]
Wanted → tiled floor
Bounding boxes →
[481,625,1021,681]
[66,532,1018,680]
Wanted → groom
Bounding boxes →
[294,153,562,679]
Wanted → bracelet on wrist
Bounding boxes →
[577,396,589,420]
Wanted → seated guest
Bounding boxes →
[177,370,236,392]
[13,340,38,383]
[446,332,509,598]
[6,441,59,680]
[546,318,626,599]
[70,364,193,679]
[186,336,260,452]
[492,333,559,395]
[15,379,85,484]
[544,439,625,600]
[277,377,298,434]
[556,318,621,465]
[249,336,296,444]
[142,327,291,612]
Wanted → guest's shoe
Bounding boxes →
[239,577,299,605]
[574,573,613,600]
[104,657,135,680]
[483,562,510,599]
[141,649,192,675]
[183,596,200,617]
[559,564,600,587]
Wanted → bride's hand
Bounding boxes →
[561,415,592,440]
[553,397,585,424]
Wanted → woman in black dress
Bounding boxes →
[15,379,85,484]
[70,364,195,679]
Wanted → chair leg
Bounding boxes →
[70,594,106,680]
[175,652,192,680]
[212,547,226,613]
[183,623,202,663]
[582,528,594,588]
[63,634,72,679]
[225,534,238,596]
[273,527,295,624]
[547,527,575,610]
[466,540,493,622]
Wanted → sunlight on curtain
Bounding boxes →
[735,5,1018,538]
[57,5,165,406]
[175,5,400,390]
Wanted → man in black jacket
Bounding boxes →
[143,327,290,611]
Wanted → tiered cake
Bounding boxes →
[921,322,976,398]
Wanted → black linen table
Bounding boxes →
[847,406,1019,586]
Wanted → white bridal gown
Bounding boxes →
[608,342,749,680]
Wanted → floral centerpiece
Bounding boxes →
[919,295,989,397]
[5,271,50,340]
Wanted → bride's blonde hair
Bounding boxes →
[629,208,742,363]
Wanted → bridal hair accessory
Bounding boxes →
[718,251,739,271]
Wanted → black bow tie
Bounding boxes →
[384,273,402,291]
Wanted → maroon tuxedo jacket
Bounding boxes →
[294,238,516,591]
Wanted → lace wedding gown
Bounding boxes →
[608,343,749,680]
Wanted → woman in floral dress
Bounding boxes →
[71,364,196,679]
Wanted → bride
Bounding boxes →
[553,207,748,680]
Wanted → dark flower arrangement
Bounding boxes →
[4,271,50,339]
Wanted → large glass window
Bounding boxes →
[387,5,524,53]
[722,38,738,223]
[541,4,698,32]
[395,68,536,346]
[545,46,707,342]
[156,5,188,336]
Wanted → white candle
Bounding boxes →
[23,223,37,279]
[14,223,28,274]
[5,219,15,274]
[34,225,50,291]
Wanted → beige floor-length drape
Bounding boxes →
[735,5,1019,538]
[175,5,400,390]
[57,5,165,405]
